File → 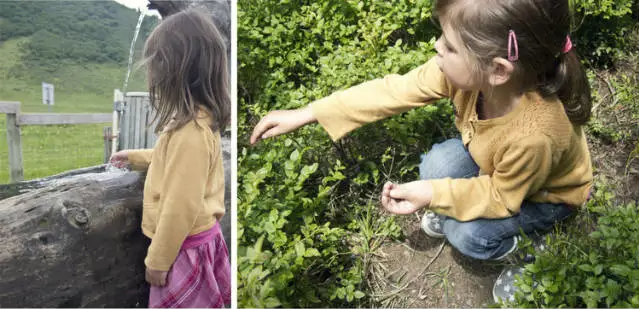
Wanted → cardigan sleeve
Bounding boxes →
[127,149,154,171]
[310,57,451,141]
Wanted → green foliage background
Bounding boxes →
[238,0,638,307]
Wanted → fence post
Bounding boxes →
[103,126,113,164]
[113,89,124,153]
[6,112,24,182]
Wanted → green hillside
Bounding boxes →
[0,1,160,183]
[0,0,160,113]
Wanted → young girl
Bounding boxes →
[110,9,231,308]
[250,0,592,302]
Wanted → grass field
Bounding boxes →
[0,37,148,183]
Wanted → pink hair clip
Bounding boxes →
[508,30,519,61]
[563,35,573,53]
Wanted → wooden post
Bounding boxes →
[113,89,124,153]
[103,127,113,164]
[133,96,141,149]
[6,113,23,183]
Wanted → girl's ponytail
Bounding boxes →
[538,49,592,125]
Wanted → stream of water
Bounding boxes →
[107,11,147,174]
[122,12,146,94]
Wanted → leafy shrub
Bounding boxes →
[571,0,637,66]
[501,182,639,308]
[238,1,448,307]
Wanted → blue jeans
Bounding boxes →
[419,138,574,260]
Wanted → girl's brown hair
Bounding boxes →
[435,0,591,125]
[142,9,230,133]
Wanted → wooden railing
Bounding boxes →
[0,101,111,183]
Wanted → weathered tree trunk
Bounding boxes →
[0,136,231,308]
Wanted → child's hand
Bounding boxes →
[381,181,433,214]
[250,106,316,145]
[109,151,129,168]
[145,267,168,286]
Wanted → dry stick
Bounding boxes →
[370,240,446,299]
[396,242,418,264]
[595,72,619,114]
[400,242,416,253]
[383,266,406,281]
[404,240,446,286]
[592,72,615,116]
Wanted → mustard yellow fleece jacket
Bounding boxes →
[127,110,225,271]
[311,57,593,221]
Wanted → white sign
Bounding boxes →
[42,82,54,106]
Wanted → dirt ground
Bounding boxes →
[367,66,639,308]
[368,214,504,308]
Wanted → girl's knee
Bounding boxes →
[419,138,478,180]
[444,223,489,256]
[443,219,506,260]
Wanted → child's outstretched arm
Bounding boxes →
[110,149,154,171]
[250,105,316,145]
[251,56,450,143]
[310,57,449,141]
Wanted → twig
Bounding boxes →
[404,240,446,286]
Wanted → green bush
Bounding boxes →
[571,0,637,66]
[238,1,447,306]
[502,182,639,308]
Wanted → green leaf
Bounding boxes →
[305,248,321,257]
[290,149,300,161]
[594,264,603,276]
[354,291,366,299]
[263,297,281,308]
[520,284,532,293]
[300,163,318,178]
[264,222,276,234]
[295,241,305,257]
[610,264,631,276]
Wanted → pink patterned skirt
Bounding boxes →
[149,222,231,308]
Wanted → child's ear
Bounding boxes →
[488,57,515,86]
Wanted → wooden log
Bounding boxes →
[0,135,232,308]
[0,172,148,308]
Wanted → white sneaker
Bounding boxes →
[494,235,521,261]
[420,211,445,238]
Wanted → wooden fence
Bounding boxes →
[0,92,158,183]
[2,91,227,183]
[116,91,158,151]
[0,101,112,183]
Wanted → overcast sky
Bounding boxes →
[113,0,161,17]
